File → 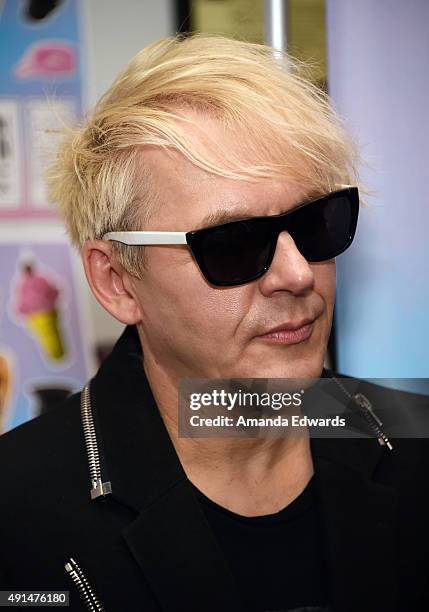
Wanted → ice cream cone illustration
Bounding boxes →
[15,261,66,361]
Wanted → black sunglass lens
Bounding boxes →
[287,192,355,261]
[197,219,273,285]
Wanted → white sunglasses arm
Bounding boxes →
[102,231,188,245]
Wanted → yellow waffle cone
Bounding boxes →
[26,310,66,361]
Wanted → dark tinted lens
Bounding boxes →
[194,218,273,285]
[188,189,358,286]
[286,191,355,261]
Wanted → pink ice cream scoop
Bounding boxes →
[16,273,59,315]
[15,42,76,78]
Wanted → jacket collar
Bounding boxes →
[91,325,397,612]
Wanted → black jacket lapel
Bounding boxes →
[311,436,398,612]
[122,480,247,612]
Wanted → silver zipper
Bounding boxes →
[65,557,105,611]
[331,376,394,450]
[81,384,112,500]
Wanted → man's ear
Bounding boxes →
[82,240,142,325]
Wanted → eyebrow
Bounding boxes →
[198,190,324,229]
[199,208,259,228]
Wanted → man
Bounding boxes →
[0,35,428,612]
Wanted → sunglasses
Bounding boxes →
[103,187,359,287]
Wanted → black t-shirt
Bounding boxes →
[192,475,332,612]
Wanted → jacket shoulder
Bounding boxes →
[0,392,88,506]
[326,370,429,465]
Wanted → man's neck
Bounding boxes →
[143,355,314,517]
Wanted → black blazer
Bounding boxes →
[0,325,428,611]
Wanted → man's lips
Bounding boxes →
[257,318,316,345]
[262,318,315,334]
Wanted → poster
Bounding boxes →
[0,1,93,432]
[0,0,84,218]
[0,232,93,432]
[0,99,21,208]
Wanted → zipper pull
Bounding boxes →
[352,392,394,450]
[91,478,112,500]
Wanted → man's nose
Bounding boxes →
[258,231,314,295]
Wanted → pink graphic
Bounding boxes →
[14,41,76,78]
[16,265,59,315]
[14,260,67,361]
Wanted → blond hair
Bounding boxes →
[47,34,361,276]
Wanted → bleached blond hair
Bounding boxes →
[47,34,361,276]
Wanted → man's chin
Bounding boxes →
[229,358,325,381]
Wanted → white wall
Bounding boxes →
[326,0,429,391]
[81,0,174,348]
